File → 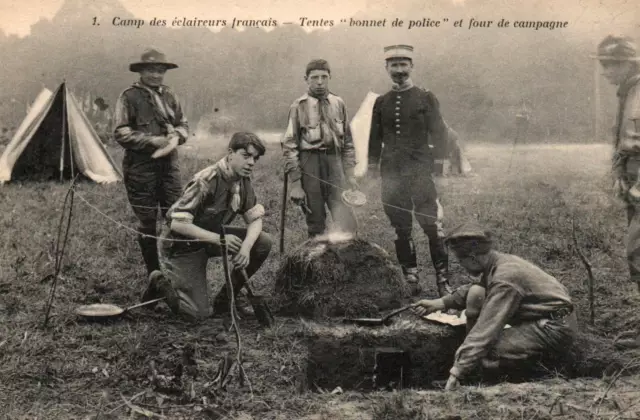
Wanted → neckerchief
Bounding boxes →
[615,72,640,150]
[308,89,341,151]
[392,78,414,92]
[133,81,176,132]
[216,157,241,212]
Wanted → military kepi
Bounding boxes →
[130,48,179,72]
[384,44,414,60]
[590,35,640,62]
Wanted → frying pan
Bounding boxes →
[342,304,414,327]
[74,297,166,320]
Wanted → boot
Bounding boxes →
[137,230,160,275]
[213,271,253,318]
[142,270,179,314]
[427,229,454,297]
[395,237,422,296]
[436,268,455,298]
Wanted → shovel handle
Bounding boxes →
[381,304,414,322]
[237,268,255,298]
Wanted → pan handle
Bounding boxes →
[126,297,166,312]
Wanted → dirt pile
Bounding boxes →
[273,234,409,319]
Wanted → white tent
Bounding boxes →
[349,91,473,177]
[0,82,122,184]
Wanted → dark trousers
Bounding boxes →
[623,159,640,287]
[123,151,182,274]
[159,226,273,319]
[299,150,357,236]
[380,165,448,273]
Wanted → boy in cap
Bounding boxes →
[592,35,640,349]
[143,132,272,320]
[282,59,358,238]
[367,44,453,297]
[412,223,577,390]
[113,48,189,280]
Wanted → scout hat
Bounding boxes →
[384,44,414,61]
[444,222,493,256]
[590,35,640,62]
[129,48,179,72]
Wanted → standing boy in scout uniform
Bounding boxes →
[113,48,189,279]
[282,59,358,238]
[412,223,577,390]
[591,35,640,349]
[368,44,453,297]
[144,132,272,319]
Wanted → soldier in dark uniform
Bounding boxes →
[113,48,189,279]
[368,44,453,297]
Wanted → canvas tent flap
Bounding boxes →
[0,83,122,184]
[349,91,380,178]
[66,90,122,183]
[0,88,55,181]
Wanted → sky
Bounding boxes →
[0,0,637,37]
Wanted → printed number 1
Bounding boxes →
[92,17,98,26]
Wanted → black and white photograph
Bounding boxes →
[1,0,640,418]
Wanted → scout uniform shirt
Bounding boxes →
[113,82,189,156]
[368,82,448,174]
[612,72,640,181]
[441,251,574,380]
[282,92,356,182]
[160,157,265,255]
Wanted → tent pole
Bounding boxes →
[59,89,66,182]
[60,83,68,182]
[594,55,600,143]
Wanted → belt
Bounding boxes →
[547,306,573,321]
[304,148,337,155]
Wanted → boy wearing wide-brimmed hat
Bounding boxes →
[113,48,189,283]
[592,35,640,349]
[412,223,577,390]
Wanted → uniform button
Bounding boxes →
[395,107,400,111]
[395,119,400,122]
[396,131,400,134]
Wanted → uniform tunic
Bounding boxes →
[611,72,640,285]
[368,82,449,273]
[282,92,357,235]
[113,82,189,227]
[442,251,576,380]
[159,157,271,319]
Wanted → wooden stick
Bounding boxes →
[572,216,596,325]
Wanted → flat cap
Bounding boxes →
[590,35,640,61]
[384,44,413,60]
[444,223,494,256]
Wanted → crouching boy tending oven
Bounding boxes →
[412,223,577,390]
[142,132,273,319]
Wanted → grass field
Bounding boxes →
[1,136,640,419]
